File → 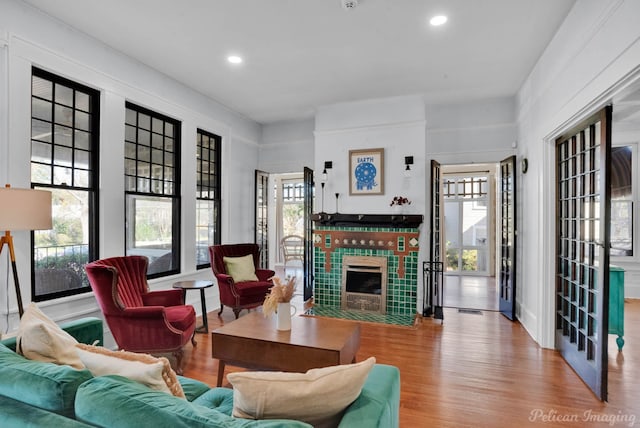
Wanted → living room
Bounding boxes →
[1,0,640,425]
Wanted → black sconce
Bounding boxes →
[404,156,413,177]
[322,161,333,182]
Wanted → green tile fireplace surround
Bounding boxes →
[313,217,422,317]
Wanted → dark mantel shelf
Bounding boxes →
[312,213,423,228]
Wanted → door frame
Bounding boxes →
[539,70,640,349]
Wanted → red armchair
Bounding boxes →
[209,244,275,319]
[85,256,196,374]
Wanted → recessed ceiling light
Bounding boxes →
[227,55,243,64]
[430,15,448,26]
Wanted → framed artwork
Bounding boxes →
[349,148,384,195]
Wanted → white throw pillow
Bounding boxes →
[16,302,84,369]
[228,357,375,428]
[75,344,185,398]
[223,254,259,282]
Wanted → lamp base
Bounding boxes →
[0,232,25,317]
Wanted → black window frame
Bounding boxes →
[195,129,222,269]
[30,67,100,302]
[124,102,181,279]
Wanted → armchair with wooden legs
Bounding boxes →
[209,244,274,319]
[85,255,196,374]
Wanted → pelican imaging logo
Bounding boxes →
[529,409,636,426]
[349,148,384,195]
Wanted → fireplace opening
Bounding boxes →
[342,256,387,314]
[345,270,382,294]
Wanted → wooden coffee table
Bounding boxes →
[211,312,361,386]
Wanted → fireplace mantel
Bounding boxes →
[312,213,423,228]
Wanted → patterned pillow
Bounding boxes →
[75,344,185,398]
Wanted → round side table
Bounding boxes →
[173,280,214,333]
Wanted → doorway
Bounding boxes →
[270,173,305,284]
[440,163,499,311]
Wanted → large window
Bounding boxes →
[124,103,180,277]
[443,175,490,274]
[610,145,634,256]
[30,68,99,301]
[195,129,221,268]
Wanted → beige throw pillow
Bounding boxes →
[16,302,84,369]
[223,254,259,282]
[228,357,375,428]
[75,344,185,398]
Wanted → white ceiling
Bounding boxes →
[21,0,577,124]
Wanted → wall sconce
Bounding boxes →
[319,161,332,214]
[404,156,413,178]
[322,161,332,183]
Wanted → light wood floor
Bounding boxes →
[181,293,639,427]
[443,275,499,311]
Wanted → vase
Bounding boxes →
[392,205,404,215]
[276,302,297,331]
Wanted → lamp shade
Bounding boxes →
[0,187,52,231]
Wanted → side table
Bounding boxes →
[173,280,214,333]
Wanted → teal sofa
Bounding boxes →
[0,317,400,427]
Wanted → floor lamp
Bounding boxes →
[0,185,52,318]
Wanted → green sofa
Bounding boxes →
[0,317,400,427]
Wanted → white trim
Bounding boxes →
[313,119,426,137]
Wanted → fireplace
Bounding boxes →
[313,213,422,316]
[341,256,387,314]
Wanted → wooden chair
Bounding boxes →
[280,235,304,275]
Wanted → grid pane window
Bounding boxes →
[196,129,221,267]
[30,68,99,301]
[125,103,180,277]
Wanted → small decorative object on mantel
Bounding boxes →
[390,196,411,207]
[390,195,411,214]
[263,277,297,331]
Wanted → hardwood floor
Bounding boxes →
[181,298,640,427]
[443,275,499,311]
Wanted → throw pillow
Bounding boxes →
[228,356,376,428]
[75,343,185,398]
[16,302,84,369]
[223,254,259,282]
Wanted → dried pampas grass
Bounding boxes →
[263,276,296,317]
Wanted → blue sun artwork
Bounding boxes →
[350,148,384,195]
[354,159,377,191]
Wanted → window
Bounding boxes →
[195,129,221,268]
[30,68,99,301]
[611,145,634,256]
[124,103,180,277]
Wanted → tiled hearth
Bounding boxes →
[313,217,421,316]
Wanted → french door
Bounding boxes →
[499,155,517,320]
[555,106,611,401]
[254,170,269,269]
[303,167,314,301]
[427,160,444,319]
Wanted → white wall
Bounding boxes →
[516,0,640,348]
[426,97,517,164]
[0,0,261,341]
[315,95,427,215]
[260,119,315,174]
